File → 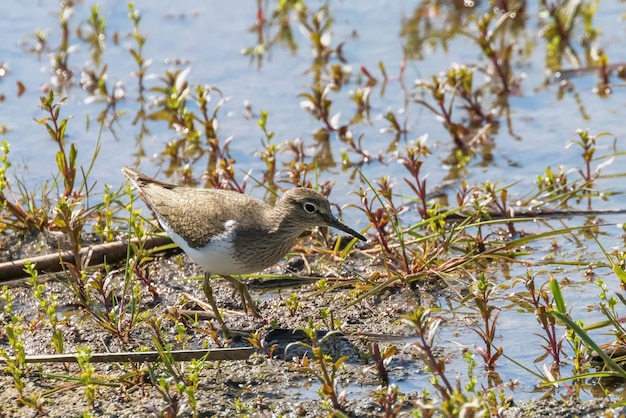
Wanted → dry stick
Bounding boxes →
[0,347,255,364]
[0,235,173,284]
[444,207,626,220]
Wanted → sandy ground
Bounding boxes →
[0,236,620,417]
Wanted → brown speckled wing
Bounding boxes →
[139,184,272,249]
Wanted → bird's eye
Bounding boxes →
[303,202,317,213]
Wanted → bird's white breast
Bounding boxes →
[158,217,252,275]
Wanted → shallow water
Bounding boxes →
[3,1,624,202]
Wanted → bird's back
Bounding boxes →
[123,167,273,249]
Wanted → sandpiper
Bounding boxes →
[121,167,366,332]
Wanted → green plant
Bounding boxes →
[256,110,278,189]
[127,2,152,149]
[285,292,300,315]
[367,342,397,387]
[0,286,44,412]
[76,347,96,409]
[540,0,599,70]
[0,140,50,231]
[0,287,25,393]
[299,84,338,132]
[128,2,149,90]
[372,384,403,418]
[404,308,489,416]
[414,71,477,149]
[27,261,64,355]
[553,237,626,384]
[49,0,74,91]
[288,319,348,412]
[79,5,106,67]
[568,129,612,184]
[34,91,77,197]
[146,317,209,417]
[402,307,454,401]
[241,0,303,65]
[92,183,125,242]
[69,184,151,342]
[231,397,251,414]
[467,12,518,95]
[523,271,566,366]
[465,273,503,369]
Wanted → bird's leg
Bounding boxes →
[202,272,230,337]
[223,276,260,318]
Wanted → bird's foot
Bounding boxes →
[223,276,261,318]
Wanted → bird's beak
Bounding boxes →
[327,217,367,241]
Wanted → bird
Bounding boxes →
[121,167,366,334]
